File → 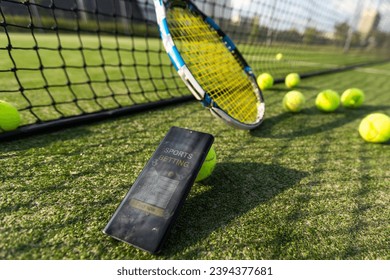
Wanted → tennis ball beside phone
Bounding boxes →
[196,146,217,182]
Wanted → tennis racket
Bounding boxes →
[153,0,265,130]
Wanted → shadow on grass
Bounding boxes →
[250,105,390,139]
[0,126,94,154]
[160,162,308,258]
[269,85,319,92]
[0,102,201,153]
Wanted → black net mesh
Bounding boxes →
[0,0,389,134]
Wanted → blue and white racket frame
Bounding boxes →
[153,0,265,130]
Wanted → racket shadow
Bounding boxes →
[161,162,308,257]
[268,85,318,92]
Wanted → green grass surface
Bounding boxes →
[1,62,389,260]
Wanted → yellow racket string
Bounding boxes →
[167,7,260,124]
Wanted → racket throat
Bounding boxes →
[201,93,219,109]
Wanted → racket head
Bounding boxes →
[154,0,265,130]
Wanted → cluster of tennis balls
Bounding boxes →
[256,70,390,144]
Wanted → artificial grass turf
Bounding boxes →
[0,63,389,260]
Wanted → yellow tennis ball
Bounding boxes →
[341,88,365,108]
[358,113,390,143]
[315,90,340,112]
[195,146,216,182]
[285,73,300,88]
[275,53,283,61]
[0,100,21,132]
[257,73,274,90]
[283,90,306,113]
